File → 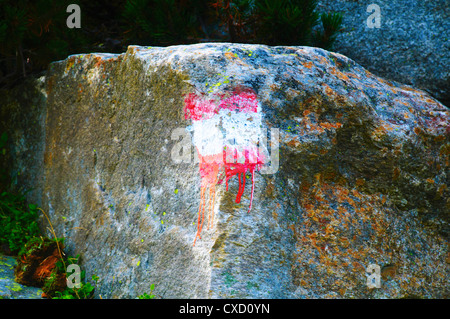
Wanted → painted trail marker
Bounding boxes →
[184,87,267,245]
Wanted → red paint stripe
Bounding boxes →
[184,88,258,121]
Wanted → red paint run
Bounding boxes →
[185,89,265,245]
[223,147,264,209]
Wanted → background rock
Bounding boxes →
[0,76,47,205]
[0,43,448,298]
[316,0,450,107]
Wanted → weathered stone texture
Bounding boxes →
[317,0,450,106]
[1,43,448,298]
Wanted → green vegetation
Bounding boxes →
[0,191,41,254]
[14,223,99,299]
[314,11,344,50]
[0,0,343,88]
[52,255,97,299]
[0,0,87,87]
[122,0,204,46]
[254,0,341,47]
[14,236,67,296]
[52,277,95,299]
[138,284,156,299]
[0,132,9,190]
[255,0,321,45]
[0,149,98,300]
[210,0,343,48]
[16,235,64,258]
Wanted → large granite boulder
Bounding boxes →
[0,42,448,298]
[317,0,450,106]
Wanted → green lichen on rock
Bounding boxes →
[0,253,43,299]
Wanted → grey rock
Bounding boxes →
[317,0,450,106]
[0,43,448,299]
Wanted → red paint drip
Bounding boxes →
[193,151,222,245]
[222,147,263,210]
[193,147,264,246]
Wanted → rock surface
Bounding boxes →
[0,43,449,298]
[0,254,43,299]
[317,0,450,106]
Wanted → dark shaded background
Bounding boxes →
[0,0,343,88]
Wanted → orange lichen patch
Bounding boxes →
[273,211,279,221]
[302,61,313,69]
[224,51,236,60]
[318,56,328,65]
[371,125,388,141]
[287,138,301,147]
[322,83,336,97]
[294,111,331,135]
[302,184,388,250]
[346,72,361,81]
[313,172,323,185]
[401,85,421,93]
[379,77,394,87]
[425,97,437,104]
[329,66,350,81]
[393,167,401,181]
[43,150,53,166]
[77,83,84,97]
[43,137,57,166]
[331,137,337,145]
[351,189,362,199]
[93,56,104,68]
[365,69,375,77]
[319,122,343,130]
[265,179,275,198]
[437,184,447,197]
[270,83,280,91]
[65,56,76,73]
[290,178,450,297]
[395,99,410,107]
[224,51,248,66]
[46,75,55,95]
[333,185,349,197]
